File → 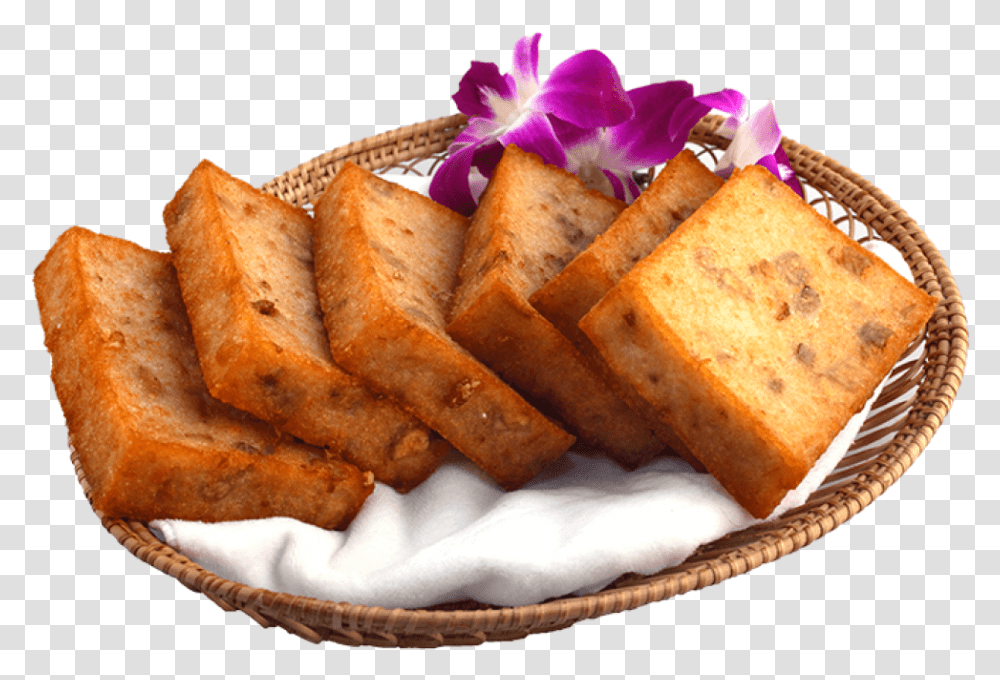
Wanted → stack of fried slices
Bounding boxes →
[35,145,937,529]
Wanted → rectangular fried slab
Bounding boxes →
[447,145,665,468]
[163,160,446,493]
[312,161,575,491]
[530,150,724,348]
[529,149,724,469]
[580,165,938,518]
[34,227,373,529]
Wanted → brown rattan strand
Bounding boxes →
[76,114,968,648]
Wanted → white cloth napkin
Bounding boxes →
[151,179,915,609]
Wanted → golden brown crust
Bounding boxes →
[34,227,373,528]
[580,166,938,518]
[446,275,664,468]
[163,160,444,493]
[530,150,724,348]
[450,145,626,322]
[528,150,724,471]
[447,145,667,467]
[312,162,575,491]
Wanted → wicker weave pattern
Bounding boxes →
[74,115,967,647]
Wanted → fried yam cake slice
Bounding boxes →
[163,160,446,493]
[529,150,724,470]
[312,162,574,491]
[531,150,724,348]
[34,227,373,529]
[579,166,938,518]
[447,145,664,469]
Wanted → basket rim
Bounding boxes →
[81,114,968,647]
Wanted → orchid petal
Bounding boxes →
[471,139,505,179]
[429,143,481,216]
[709,101,803,196]
[753,152,804,197]
[570,165,639,204]
[504,73,515,95]
[714,162,736,181]
[715,100,783,177]
[670,88,749,143]
[498,111,567,168]
[606,80,694,168]
[772,144,804,197]
[601,168,642,203]
[453,116,499,147]
[452,61,514,119]
[772,144,794,181]
[532,50,633,129]
[558,81,699,204]
[754,154,782,179]
[549,115,601,153]
[511,33,541,105]
[668,96,713,143]
[604,170,627,202]
[624,173,641,202]
[552,122,609,180]
[693,88,749,120]
[468,167,490,205]
[716,114,744,139]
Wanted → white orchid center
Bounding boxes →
[482,85,541,131]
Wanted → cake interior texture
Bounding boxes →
[580,165,938,518]
[34,227,373,529]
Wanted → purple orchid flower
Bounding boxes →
[554,80,696,203]
[669,89,804,197]
[430,33,634,215]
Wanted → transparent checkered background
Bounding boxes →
[2,0,997,677]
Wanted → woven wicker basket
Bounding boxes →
[74,114,967,648]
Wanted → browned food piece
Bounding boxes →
[34,227,373,529]
[579,165,938,518]
[312,161,575,491]
[447,144,665,469]
[163,160,446,493]
[529,149,724,470]
[531,150,724,348]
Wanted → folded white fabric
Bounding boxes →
[151,179,914,610]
